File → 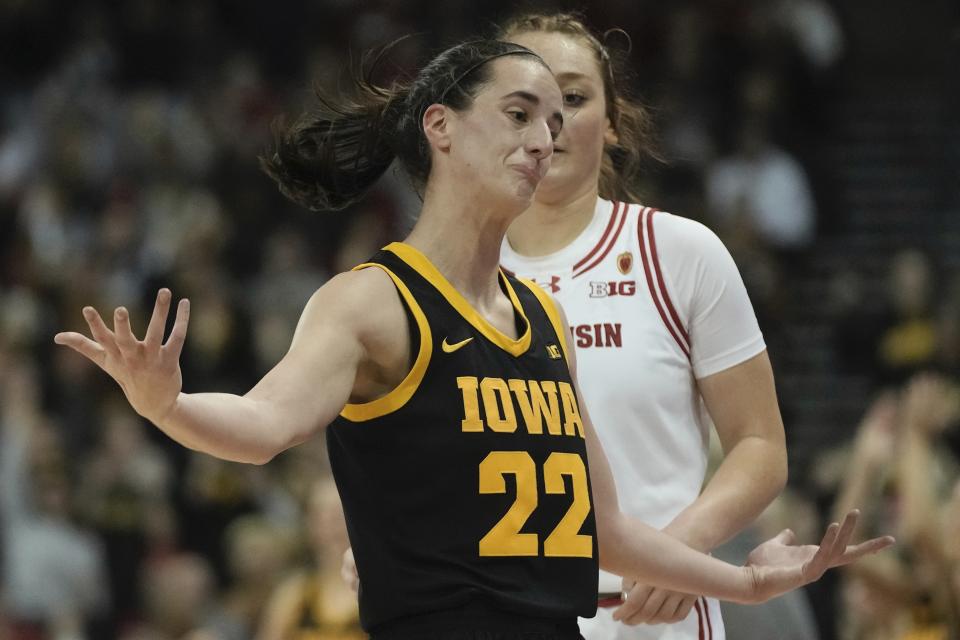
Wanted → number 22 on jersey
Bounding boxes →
[478,451,593,558]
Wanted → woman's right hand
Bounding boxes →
[54,289,190,425]
[743,509,894,603]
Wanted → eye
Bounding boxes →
[549,128,561,142]
[563,92,586,108]
[507,109,529,123]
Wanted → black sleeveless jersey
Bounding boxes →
[327,242,599,633]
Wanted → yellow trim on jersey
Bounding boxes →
[517,277,569,362]
[385,242,532,357]
[339,263,432,422]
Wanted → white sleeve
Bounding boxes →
[652,213,765,379]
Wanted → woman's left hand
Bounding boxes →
[744,509,894,603]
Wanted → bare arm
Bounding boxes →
[54,269,401,464]
[554,301,892,604]
[666,350,787,551]
[615,352,788,623]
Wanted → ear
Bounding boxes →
[603,116,619,146]
[423,104,452,152]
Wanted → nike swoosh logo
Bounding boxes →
[442,337,474,353]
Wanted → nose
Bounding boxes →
[524,120,554,160]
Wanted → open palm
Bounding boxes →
[745,510,894,602]
[54,288,190,424]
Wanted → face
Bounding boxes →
[507,31,616,204]
[434,56,563,209]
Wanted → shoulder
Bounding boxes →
[636,209,740,282]
[295,267,408,349]
[644,210,728,259]
[307,267,403,318]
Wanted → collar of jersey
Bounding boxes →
[385,241,532,357]
[500,196,613,273]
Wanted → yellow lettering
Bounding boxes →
[543,452,593,557]
[507,380,541,435]
[478,451,538,556]
[480,377,517,433]
[558,382,584,438]
[457,376,484,432]
[531,380,562,436]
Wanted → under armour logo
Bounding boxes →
[533,275,561,294]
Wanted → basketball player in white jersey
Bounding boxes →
[497,14,788,640]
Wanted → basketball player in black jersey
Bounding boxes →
[54,39,893,639]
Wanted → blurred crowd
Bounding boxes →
[0,0,956,639]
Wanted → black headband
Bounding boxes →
[438,48,542,105]
[416,47,544,132]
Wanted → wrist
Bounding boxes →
[148,393,183,429]
[738,565,760,604]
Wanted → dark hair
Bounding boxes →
[496,12,661,203]
[260,40,545,212]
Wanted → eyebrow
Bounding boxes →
[501,91,564,130]
[500,90,541,104]
[555,71,591,82]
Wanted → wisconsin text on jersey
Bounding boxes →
[525,278,633,349]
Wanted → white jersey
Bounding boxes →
[500,197,765,640]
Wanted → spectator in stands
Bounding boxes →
[0,353,110,639]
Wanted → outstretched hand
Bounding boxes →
[745,509,894,603]
[54,288,190,424]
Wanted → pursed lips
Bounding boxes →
[512,164,542,182]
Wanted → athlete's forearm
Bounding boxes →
[154,392,292,464]
[599,511,758,603]
[667,435,787,552]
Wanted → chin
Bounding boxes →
[508,190,536,211]
[532,178,574,203]
[484,184,535,215]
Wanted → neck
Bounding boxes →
[506,186,599,257]
[405,183,519,305]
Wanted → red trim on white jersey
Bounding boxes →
[701,597,714,639]
[694,597,715,640]
[573,202,629,278]
[694,599,704,640]
[648,210,691,347]
[573,201,620,272]
[638,207,692,359]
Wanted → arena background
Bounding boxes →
[1,0,957,638]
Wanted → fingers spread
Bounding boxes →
[114,307,139,356]
[837,536,896,566]
[831,510,860,560]
[144,289,172,348]
[162,298,190,361]
[804,522,840,581]
[54,332,108,368]
[82,307,121,360]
